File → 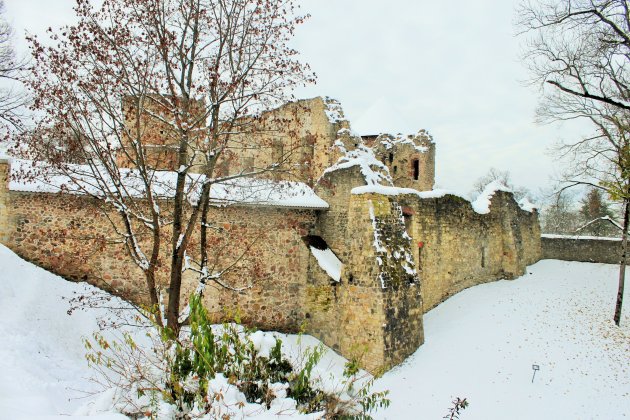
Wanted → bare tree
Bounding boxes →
[519,0,629,325]
[539,186,581,234]
[0,0,27,134]
[472,167,530,201]
[16,0,314,334]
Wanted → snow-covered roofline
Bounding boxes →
[7,158,329,210]
[351,181,537,215]
[376,130,433,153]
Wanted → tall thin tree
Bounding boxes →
[519,0,630,325]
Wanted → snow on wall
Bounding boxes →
[471,180,512,214]
[208,178,329,209]
[309,246,342,282]
[378,131,432,154]
[352,181,537,215]
[323,97,345,124]
[367,198,418,289]
[352,184,461,199]
[541,234,621,241]
[518,197,537,213]
[322,145,393,187]
[8,158,329,209]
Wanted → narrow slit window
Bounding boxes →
[403,214,412,232]
[413,159,420,180]
[272,140,284,165]
[243,156,254,173]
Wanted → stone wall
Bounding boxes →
[305,167,541,371]
[0,171,319,333]
[119,95,206,171]
[0,159,8,242]
[0,158,541,374]
[222,97,347,186]
[303,179,424,372]
[1,159,425,372]
[541,235,624,264]
[398,191,541,312]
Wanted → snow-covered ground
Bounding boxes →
[0,244,628,419]
[376,260,630,420]
[0,244,130,420]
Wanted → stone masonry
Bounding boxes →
[541,235,625,265]
[0,97,542,373]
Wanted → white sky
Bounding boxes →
[4,0,592,195]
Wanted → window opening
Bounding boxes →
[413,159,420,180]
[403,214,412,233]
[272,139,284,164]
[243,156,254,173]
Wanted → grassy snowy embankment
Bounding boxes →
[0,243,628,419]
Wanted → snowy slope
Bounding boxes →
[0,244,628,419]
[0,245,349,419]
[0,245,129,420]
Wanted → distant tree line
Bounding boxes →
[472,169,621,237]
[542,188,620,237]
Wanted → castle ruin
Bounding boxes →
[0,97,541,372]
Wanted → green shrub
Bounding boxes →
[85,294,390,419]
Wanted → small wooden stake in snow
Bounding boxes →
[531,364,540,383]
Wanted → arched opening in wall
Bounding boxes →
[402,206,414,235]
[403,214,412,232]
[413,159,420,180]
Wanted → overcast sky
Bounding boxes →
[4,0,591,196]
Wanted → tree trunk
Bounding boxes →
[614,199,628,326]
[144,267,163,327]
[166,127,190,335]
[167,251,184,333]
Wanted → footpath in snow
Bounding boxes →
[0,244,628,419]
